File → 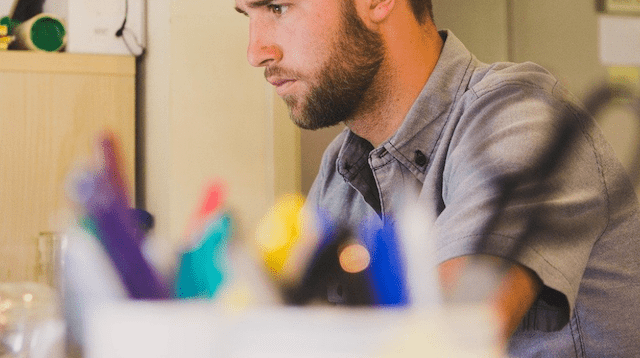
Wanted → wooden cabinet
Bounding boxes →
[0,51,135,282]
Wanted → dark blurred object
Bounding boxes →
[10,0,46,23]
[130,208,155,233]
[284,220,408,306]
[284,226,373,306]
[129,208,154,245]
[477,84,639,267]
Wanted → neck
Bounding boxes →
[346,18,443,148]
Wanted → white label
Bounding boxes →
[599,15,640,66]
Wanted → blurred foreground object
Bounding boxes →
[255,194,409,306]
[82,303,502,357]
[175,212,232,299]
[34,232,62,288]
[61,131,168,353]
[173,180,233,299]
[0,282,65,358]
[61,131,247,353]
[255,193,317,287]
[78,132,169,299]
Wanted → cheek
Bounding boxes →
[288,34,336,79]
[278,13,339,70]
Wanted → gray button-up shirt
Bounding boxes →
[306,30,640,356]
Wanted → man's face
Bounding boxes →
[236,0,385,130]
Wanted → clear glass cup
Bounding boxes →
[0,282,65,358]
[35,232,61,289]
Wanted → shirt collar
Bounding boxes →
[337,30,476,181]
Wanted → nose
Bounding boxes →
[247,19,282,67]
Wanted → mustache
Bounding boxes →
[264,66,302,80]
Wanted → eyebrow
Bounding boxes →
[235,0,275,14]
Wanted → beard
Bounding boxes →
[270,0,385,130]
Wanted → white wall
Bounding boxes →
[433,0,509,64]
[0,0,13,17]
[140,0,300,243]
[509,1,608,97]
[508,1,639,193]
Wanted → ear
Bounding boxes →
[367,0,395,23]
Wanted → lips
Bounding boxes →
[268,78,297,96]
[269,78,295,87]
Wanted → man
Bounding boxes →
[234,0,640,355]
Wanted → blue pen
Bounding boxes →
[284,215,407,306]
[363,219,408,306]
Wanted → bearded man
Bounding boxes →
[234,0,640,355]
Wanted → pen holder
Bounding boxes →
[12,13,66,52]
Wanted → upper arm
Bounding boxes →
[439,255,542,340]
[435,81,606,326]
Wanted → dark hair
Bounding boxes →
[408,0,433,24]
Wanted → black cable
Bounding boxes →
[115,0,145,57]
[115,0,128,38]
[475,84,637,271]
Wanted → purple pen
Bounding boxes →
[86,132,169,299]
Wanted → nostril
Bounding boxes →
[247,45,281,68]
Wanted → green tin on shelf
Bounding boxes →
[13,13,66,52]
[30,16,66,52]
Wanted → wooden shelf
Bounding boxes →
[0,50,135,75]
[0,51,136,282]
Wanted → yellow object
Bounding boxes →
[0,36,14,44]
[256,194,305,276]
[0,25,7,36]
[0,42,7,50]
[608,67,640,88]
[255,193,318,285]
[607,67,640,101]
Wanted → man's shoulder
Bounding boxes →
[468,61,560,100]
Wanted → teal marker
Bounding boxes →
[175,214,232,299]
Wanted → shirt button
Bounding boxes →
[414,150,427,167]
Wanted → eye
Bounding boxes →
[268,4,288,15]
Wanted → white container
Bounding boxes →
[83,303,504,358]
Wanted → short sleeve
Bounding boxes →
[434,79,608,324]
